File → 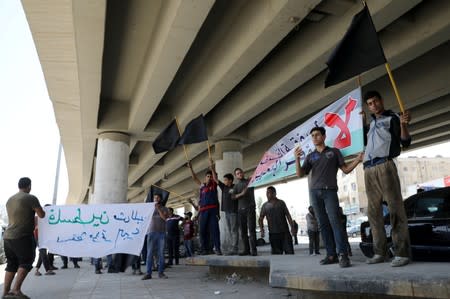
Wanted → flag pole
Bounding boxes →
[174,117,190,161]
[151,184,186,200]
[385,63,405,113]
[356,75,362,87]
[206,140,212,160]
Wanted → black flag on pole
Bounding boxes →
[146,185,170,206]
[152,119,180,154]
[324,5,386,88]
[178,114,208,145]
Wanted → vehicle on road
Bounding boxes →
[347,225,361,238]
[359,187,450,261]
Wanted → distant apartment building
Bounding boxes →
[337,156,450,223]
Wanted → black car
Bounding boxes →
[360,187,450,261]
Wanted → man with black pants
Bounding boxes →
[3,177,45,299]
[233,168,257,256]
[259,186,294,255]
[166,208,183,265]
[295,127,362,268]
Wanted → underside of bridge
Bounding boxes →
[21,0,450,206]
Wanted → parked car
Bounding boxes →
[359,187,450,261]
[347,225,361,238]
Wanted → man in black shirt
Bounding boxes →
[166,208,183,265]
[259,186,294,255]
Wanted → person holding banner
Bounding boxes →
[187,160,222,256]
[142,194,169,280]
[3,177,45,299]
[295,127,363,268]
[362,91,411,267]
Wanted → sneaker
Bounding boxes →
[61,265,68,269]
[45,271,56,275]
[366,254,385,264]
[137,270,143,275]
[158,273,168,279]
[315,252,321,255]
[215,250,223,256]
[141,274,152,280]
[95,270,102,274]
[35,271,42,276]
[319,255,338,265]
[390,256,409,267]
[338,254,351,268]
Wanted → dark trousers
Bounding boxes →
[238,207,257,254]
[199,208,220,252]
[36,248,51,271]
[308,230,320,254]
[269,232,294,255]
[167,234,180,264]
[293,234,298,245]
[62,256,80,267]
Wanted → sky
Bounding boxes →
[0,1,68,207]
[1,1,449,215]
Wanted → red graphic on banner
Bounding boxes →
[444,176,450,187]
[324,97,357,149]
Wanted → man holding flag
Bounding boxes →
[362,91,411,267]
[295,127,363,268]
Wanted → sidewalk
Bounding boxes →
[1,242,448,298]
[0,255,289,299]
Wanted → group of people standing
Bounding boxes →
[1,90,412,298]
[187,162,258,256]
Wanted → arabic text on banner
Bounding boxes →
[38,203,155,258]
[249,88,364,187]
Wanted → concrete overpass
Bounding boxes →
[22,0,450,206]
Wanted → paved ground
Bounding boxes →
[1,239,448,298]
[0,246,291,299]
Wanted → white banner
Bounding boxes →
[38,203,155,258]
[249,88,364,187]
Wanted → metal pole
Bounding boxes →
[52,142,62,205]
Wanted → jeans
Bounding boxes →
[199,208,221,253]
[225,212,239,252]
[310,189,347,256]
[146,232,166,275]
[184,239,193,257]
[94,258,102,271]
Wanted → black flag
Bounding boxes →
[146,185,170,206]
[324,5,386,88]
[152,119,180,154]
[178,114,208,145]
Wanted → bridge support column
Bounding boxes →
[214,139,243,254]
[91,132,130,204]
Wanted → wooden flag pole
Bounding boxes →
[385,63,405,113]
[174,117,190,161]
[356,75,362,87]
[206,140,212,160]
[151,184,186,199]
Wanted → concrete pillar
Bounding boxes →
[91,132,130,204]
[214,139,243,253]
